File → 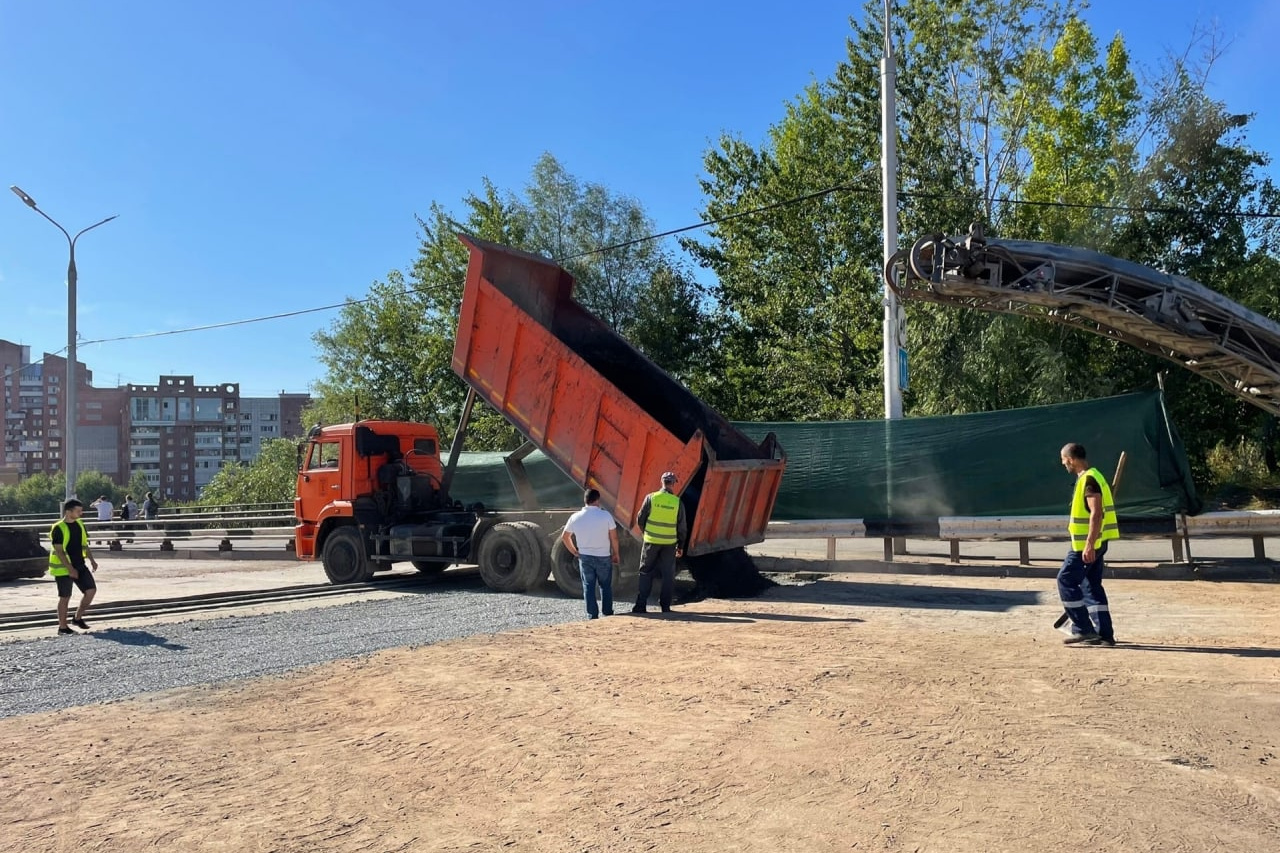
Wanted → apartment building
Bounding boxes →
[0,340,128,480]
[125,379,312,500]
[239,392,311,464]
[0,340,310,500]
[126,376,242,499]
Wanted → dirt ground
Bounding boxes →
[3,572,1279,852]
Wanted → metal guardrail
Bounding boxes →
[10,504,1280,564]
[761,512,1280,565]
[0,501,293,523]
[3,511,294,533]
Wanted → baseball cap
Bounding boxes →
[661,471,677,483]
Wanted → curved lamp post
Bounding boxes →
[10,186,117,499]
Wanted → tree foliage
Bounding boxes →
[198,439,301,506]
[304,5,1278,496]
[687,0,1279,491]
[310,154,709,450]
[0,470,144,516]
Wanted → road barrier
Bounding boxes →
[6,504,1280,565]
[769,511,1280,565]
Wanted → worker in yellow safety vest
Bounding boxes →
[631,471,688,614]
[1058,443,1119,646]
[49,498,100,636]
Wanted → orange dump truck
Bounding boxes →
[296,236,784,597]
[452,236,785,557]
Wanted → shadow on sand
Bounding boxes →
[761,579,1042,613]
[1111,642,1280,658]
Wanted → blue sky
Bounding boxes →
[1,0,1276,398]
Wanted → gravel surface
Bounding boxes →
[0,584,584,719]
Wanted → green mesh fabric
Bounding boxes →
[450,392,1199,519]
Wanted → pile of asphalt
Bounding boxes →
[684,547,777,599]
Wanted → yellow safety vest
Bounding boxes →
[1068,467,1119,551]
[48,518,89,576]
[642,490,681,546]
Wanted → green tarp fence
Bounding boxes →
[450,392,1200,519]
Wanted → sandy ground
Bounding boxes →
[3,572,1279,852]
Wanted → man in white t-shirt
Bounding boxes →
[89,495,114,522]
[561,488,620,619]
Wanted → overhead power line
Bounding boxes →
[560,184,1279,262]
[80,299,372,346]
[19,182,1276,351]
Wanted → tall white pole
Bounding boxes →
[881,0,903,420]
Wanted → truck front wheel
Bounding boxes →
[477,521,547,593]
[322,526,374,584]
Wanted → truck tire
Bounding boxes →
[551,525,624,598]
[322,525,374,584]
[411,561,448,576]
[477,521,546,593]
[511,521,552,587]
[550,534,582,597]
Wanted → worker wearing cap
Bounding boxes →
[1059,442,1119,646]
[631,471,688,614]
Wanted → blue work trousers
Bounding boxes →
[1057,543,1113,641]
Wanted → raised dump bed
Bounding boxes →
[452,236,786,556]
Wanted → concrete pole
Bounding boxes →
[881,0,903,421]
[8,186,117,500]
[66,246,78,500]
[881,1,907,556]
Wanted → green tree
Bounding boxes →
[8,473,63,515]
[74,471,122,508]
[686,81,884,420]
[904,11,1143,415]
[126,471,152,502]
[687,0,1091,419]
[311,154,693,450]
[1094,66,1280,487]
[199,439,301,506]
[311,180,527,448]
[625,259,718,390]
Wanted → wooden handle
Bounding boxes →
[1112,451,1128,499]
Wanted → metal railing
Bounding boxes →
[0,501,293,523]
[765,512,1280,565]
[7,504,1280,564]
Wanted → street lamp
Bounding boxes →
[10,186,117,500]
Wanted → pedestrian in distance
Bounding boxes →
[1058,443,1119,646]
[49,499,100,636]
[121,494,138,543]
[561,488,620,619]
[143,491,160,530]
[89,494,114,522]
[632,471,687,614]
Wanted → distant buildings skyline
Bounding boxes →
[1,339,310,500]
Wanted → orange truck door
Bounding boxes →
[300,439,344,509]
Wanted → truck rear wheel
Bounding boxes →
[477,521,547,593]
[551,526,626,598]
[322,526,374,584]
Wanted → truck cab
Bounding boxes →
[294,420,477,583]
